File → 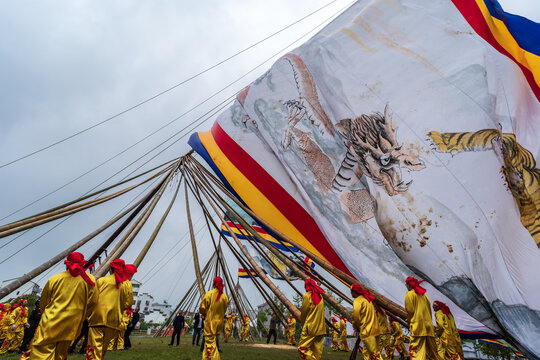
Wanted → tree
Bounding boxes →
[474,341,514,360]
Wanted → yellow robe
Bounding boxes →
[199,288,228,360]
[26,270,97,360]
[298,292,325,360]
[287,317,296,345]
[108,310,132,351]
[376,308,391,358]
[448,314,464,360]
[435,311,462,360]
[339,319,349,351]
[223,315,235,342]
[240,317,250,341]
[331,322,339,351]
[0,306,28,353]
[352,295,382,360]
[386,321,409,358]
[87,276,133,360]
[0,306,12,342]
[405,290,439,360]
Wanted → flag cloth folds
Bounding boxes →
[190,0,540,357]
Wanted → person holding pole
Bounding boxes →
[297,279,326,360]
[350,284,382,360]
[405,277,440,360]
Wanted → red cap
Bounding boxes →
[65,252,95,286]
[110,258,126,288]
[304,279,324,305]
[433,301,451,315]
[406,276,427,295]
[213,277,224,301]
[351,284,375,302]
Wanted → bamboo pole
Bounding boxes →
[187,168,301,320]
[188,155,407,321]
[183,167,205,299]
[85,178,166,268]
[95,162,180,277]
[133,174,183,267]
[0,167,169,239]
[0,198,144,300]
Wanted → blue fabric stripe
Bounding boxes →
[483,0,540,56]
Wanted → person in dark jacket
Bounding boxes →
[18,299,42,353]
[266,313,278,345]
[124,307,140,350]
[168,311,185,346]
[192,312,204,346]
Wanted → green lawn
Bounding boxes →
[2,336,354,360]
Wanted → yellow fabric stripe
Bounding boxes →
[198,130,326,261]
[475,0,540,86]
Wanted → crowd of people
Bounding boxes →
[1,253,465,360]
[0,252,137,360]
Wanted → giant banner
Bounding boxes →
[190,0,540,357]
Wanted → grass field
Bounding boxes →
[2,336,354,360]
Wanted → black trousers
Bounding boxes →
[19,327,37,352]
[266,329,277,344]
[170,327,181,345]
[192,328,202,345]
[124,327,134,349]
[69,326,88,352]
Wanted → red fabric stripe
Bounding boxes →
[212,122,353,277]
[451,0,540,101]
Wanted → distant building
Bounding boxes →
[132,279,141,298]
[131,280,174,323]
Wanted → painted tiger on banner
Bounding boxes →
[428,129,540,247]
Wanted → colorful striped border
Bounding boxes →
[220,222,298,252]
[188,123,353,278]
[451,0,540,101]
[238,268,265,278]
[458,330,499,339]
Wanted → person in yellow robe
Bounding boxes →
[339,316,350,351]
[405,277,440,360]
[330,318,340,351]
[0,299,28,354]
[199,277,228,360]
[287,313,296,346]
[350,284,382,360]
[19,252,97,360]
[375,306,392,359]
[240,315,250,342]
[223,312,235,342]
[298,279,326,360]
[86,259,135,360]
[385,317,409,360]
[447,312,463,360]
[0,304,11,347]
[433,301,463,360]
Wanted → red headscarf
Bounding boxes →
[304,279,324,305]
[126,308,133,317]
[64,252,95,286]
[110,258,126,288]
[213,277,225,301]
[351,284,375,302]
[433,301,451,315]
[406,276,427,295]
[124,264,138,280]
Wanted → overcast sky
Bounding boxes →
[0,0,538,307]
